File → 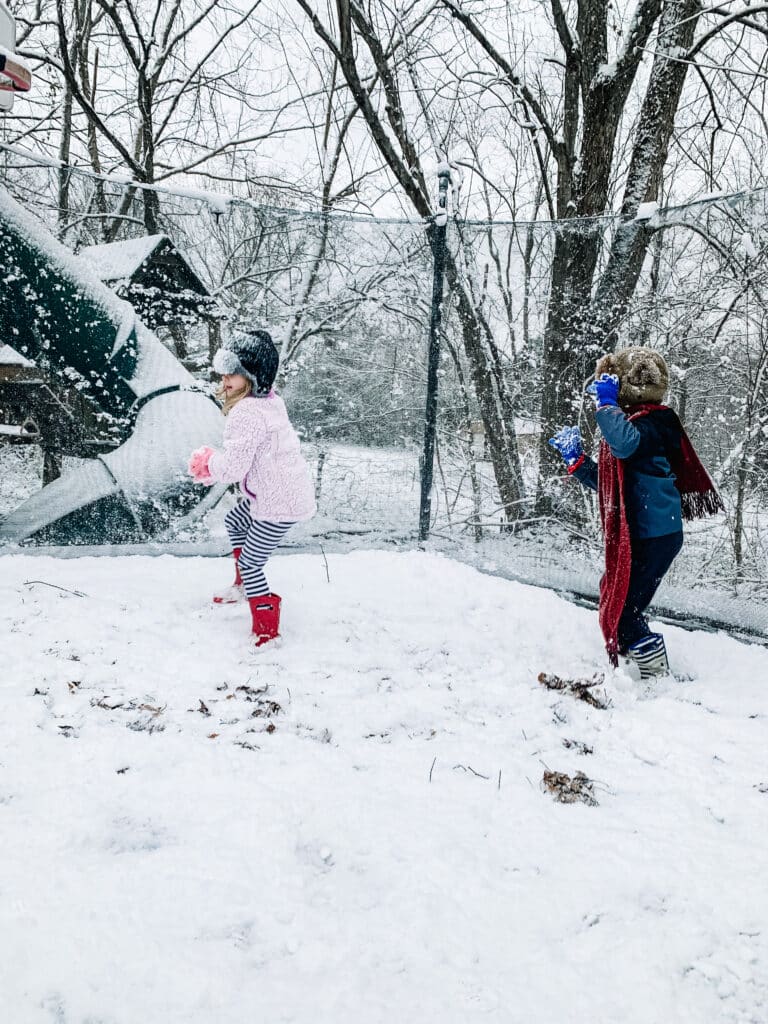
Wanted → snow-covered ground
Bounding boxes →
[2,549,768,1024]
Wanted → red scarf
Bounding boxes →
[598,404,724,665]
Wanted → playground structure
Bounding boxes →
[0,189,225,543]
[75,234,222,365]
[0,2,227,544]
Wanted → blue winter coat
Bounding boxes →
[571,406,683,539]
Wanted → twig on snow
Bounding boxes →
[319,543,331,583]
[453,764,490,779]
[23,580,88,598]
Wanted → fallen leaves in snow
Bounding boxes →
[538,670,610,709]
[542,769,599,806]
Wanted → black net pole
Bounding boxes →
[419,167,451,541]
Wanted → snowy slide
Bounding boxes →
[0,187,224,543]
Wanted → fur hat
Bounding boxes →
[594,347,669,406]
[213,329,279,395]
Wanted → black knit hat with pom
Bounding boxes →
[213,329,279,395]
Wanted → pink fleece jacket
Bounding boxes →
[207,394,316,522]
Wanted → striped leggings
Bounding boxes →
[224,500,294,598]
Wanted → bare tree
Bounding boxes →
[294,0,527,520]
[441,0,768,507]
[16,0,268,233]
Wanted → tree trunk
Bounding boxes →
[536,0,701,512]
[445,334,483,542]
[733,457,747,574]
[57,85,74,239]
[444,251,525,521]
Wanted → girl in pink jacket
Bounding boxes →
[188,330,315,646]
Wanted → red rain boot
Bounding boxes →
[248,593,282,647]
[212,548,244,604]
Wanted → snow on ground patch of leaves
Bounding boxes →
[2,549,768,1023]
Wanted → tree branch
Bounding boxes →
[440,0,562,159]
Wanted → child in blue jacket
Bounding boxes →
[549,347,722,679]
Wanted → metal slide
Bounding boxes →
[0,187,224,544]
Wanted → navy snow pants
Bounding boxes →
[617,530,684,650]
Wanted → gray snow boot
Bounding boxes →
[627,633,670,679]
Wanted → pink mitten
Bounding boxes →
[188,446,215,484]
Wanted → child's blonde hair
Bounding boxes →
[216,378,252,414]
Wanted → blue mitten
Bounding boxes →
[586,373,620,409]
[548,425,583,467]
